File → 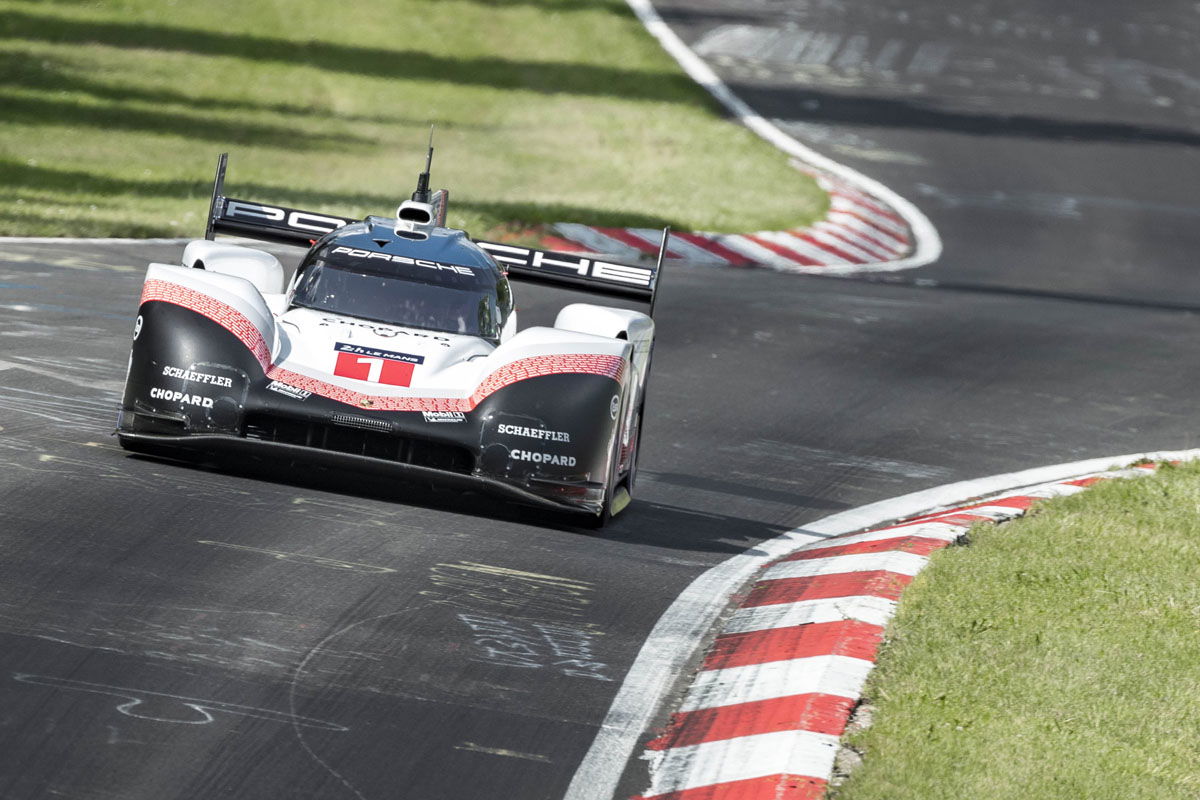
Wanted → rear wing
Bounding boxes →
[203,153,668,304]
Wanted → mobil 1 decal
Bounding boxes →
[333,342,424,387]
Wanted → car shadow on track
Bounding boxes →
[122,451,787,556]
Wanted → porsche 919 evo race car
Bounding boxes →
[116,148,668,524]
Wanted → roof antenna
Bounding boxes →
[411,124,434,204]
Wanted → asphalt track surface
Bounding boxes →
[2,3,1200,799]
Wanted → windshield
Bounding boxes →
[291,262,502,340]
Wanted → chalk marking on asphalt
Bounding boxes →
[196,540,398,574]
[454,741,553,763]
[563,448,1200,800]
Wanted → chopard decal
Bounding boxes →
[162,365,233,388]
[267,381,311,400]
[510,449,577,467]
[330,246,476,276]
[497,423,570,443]
[150,387,214,408]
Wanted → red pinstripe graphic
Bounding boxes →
[646,693,856,750]
[780,534,951,562]
[745,235,826,266]
[141,279,271,369]
[743,571,914,608]
[637,774,828,800]
[672,232,754,266]
[141,278,626,412]
[703,620,884,670]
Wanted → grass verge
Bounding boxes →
[833,461,1200,800]
[0,0,826,239]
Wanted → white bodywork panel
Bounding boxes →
[144,249,653,401]
[182,241,285,296]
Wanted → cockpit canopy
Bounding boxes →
[290,222,513,342]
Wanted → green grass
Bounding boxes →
[834,462,1200,800]
[0,0,826,239]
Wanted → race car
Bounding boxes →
[116,148,668,524]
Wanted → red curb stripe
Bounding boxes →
[789,232,865,264]
[780,534,951,562]
[1066,476,1106,487]
[637,774,829,800]
[812,224,897,260]
[743,571,914,608]
[703,619,884,671]
[831,191,905,226]
[646,693,856,750]
[673,232,755,266]
[538,234,593,253]
[880,494,1038,530]
[595,227,684,259]
[745,235,827,266]
[826,209,908,246]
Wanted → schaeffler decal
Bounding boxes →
[477,242,653,288]
[334,342,419,387]
[510,449,577,467]
[150,387,214,409]
[162,365,234,388]
[267,381,311,400]
[330,246,475,276]
[497,423,571,443]
[422,411,465,423]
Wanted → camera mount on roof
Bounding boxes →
[395,126,438,239]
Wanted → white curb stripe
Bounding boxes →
[642,729,840,797]
[627,228,728,265]
[823,211,908,249]
[680,654,875,712]
[812,222,897,259]
[753,231,841,265]
[762,550,929,582]
[724,595,897,635]
[801,228,883,262]
[550,224,648,260]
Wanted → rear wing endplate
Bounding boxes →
[204,153,668,304]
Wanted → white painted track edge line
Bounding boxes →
[620,0,942,274]
[562,448,1200,800]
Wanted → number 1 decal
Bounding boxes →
[333,351,415,387]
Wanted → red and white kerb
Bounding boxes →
[139,278,626,412]
[636,466,1159,800]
